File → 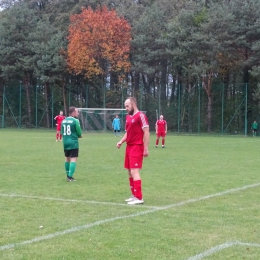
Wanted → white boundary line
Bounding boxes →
[0,182,260,251]
[0,194,158,209]
[187,241,260,260]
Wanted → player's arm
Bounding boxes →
[143,126,150,157]
[155,121,158,133]
[54,116,58,125]
[165,122,167,133]
[117,132,127,148]
[75,119,82,138]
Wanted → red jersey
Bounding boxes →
[125,111,149,145]
[156,120,167,132]
[55,115,66,126]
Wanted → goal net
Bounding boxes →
[78,108,146,131]
[78,108,126,132]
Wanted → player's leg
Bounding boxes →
[64,150,71,179]
[56,130,59,141]
[64,156,70,178]
[67,160,77,181]
[56,125,62,141]
[127,168,143,204]
[59,131,62,141]
[127,145,144,205]
[124,146,135,201]
[161,132,166,147]
[156,134,160,147]
[67,149,78,181]
[56,124,61,141]
[114,129,117,136]
[68,158,77,179]
[162,137,165,147]
[125,169,135,202]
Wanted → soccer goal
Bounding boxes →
[78,108,127,131]
[78,108,147,131]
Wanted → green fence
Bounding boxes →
[0,81,256,135]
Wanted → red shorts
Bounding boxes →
[56,125,61,132]
[124,144,144,169]
[157,131,166,138]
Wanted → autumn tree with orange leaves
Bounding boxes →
[67,6,131,80]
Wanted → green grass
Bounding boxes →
[0,129,260,259]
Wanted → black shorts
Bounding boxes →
[64,149,79,158]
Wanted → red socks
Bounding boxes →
[129,178,143,200]
[129,178,134,195]
[133,180,142,200]
[156,139,165,145]
[56,133,62,140]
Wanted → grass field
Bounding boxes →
[0,129,260,260]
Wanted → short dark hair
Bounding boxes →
[69,106,77,115]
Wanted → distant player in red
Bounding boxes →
[117,97,150,205]
[54,111,66,141]
[155,115,167,148]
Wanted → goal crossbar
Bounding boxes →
[78,108,126,111]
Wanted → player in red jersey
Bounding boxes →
[117,97,149,205]
[54,111,66,142]
[155,115,167,148]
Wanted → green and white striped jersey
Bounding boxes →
[61,116,82,150]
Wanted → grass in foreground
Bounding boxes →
[0,129,260,259]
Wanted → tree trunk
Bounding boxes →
[202,73,213,133]
[24,76,32,123]
[160,59,167,102]
[187,83,192,132]
[141,74,153,94]
[44,82,50,128]
[62,81,67,116]
[170,76,176,103]
[133,72,140,97]
[110,71,118,90]
[0,78,3,111]
[207,93,213,133]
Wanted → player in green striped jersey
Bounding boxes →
[61,107,82,181]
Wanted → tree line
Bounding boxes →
[0,0,260,133]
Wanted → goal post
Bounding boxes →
[78,108,146,132]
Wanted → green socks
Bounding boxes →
[68,162,76,178]
[65,162,70,176]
